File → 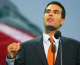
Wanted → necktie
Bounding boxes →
[47,37,55,65]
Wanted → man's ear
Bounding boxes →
[43,17,44,23]
[61,19,65,25]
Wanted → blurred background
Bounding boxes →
[0,0,80,65]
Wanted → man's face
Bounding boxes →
[43,4,65,30]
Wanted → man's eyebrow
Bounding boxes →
[45,9,60,12]
[53,10,60,12]
[45,9,51,11]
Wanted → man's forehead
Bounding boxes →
[46,4,62,11]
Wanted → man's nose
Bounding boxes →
[49,12,53,16]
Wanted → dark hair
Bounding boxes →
[44,1,66,19]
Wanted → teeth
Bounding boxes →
[48,19,53,20]
[49,19,52,20]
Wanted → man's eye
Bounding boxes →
[46,11,49,13]
[54,12,58,14]
[45,11,50,13]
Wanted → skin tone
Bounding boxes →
[43,4,65,36]
[7,4,65,59]
[7,42,20,59]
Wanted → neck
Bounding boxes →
[44,27,59,36]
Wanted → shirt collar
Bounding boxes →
[43,32,59,44]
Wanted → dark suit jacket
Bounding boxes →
[13,35,80,65]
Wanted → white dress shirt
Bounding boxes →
[43,32,59,60]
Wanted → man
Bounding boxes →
[6,1,80,65]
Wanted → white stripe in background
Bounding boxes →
[0,23,34,42]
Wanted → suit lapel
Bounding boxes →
[55,36,68,65]
[33,36,68,65]
[33,35,48,65]
[55,42,60,65]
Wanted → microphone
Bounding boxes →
[54,31,62,65]
[54,31,61,39]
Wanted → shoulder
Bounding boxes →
[61,36,80,44]
[21,35,43,45]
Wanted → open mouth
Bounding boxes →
[47,18,54,21]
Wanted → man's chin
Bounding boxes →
[47,26,56,31]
